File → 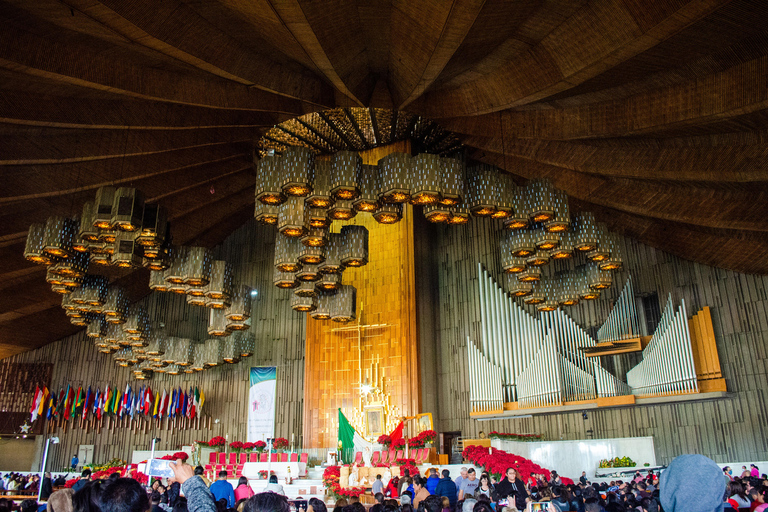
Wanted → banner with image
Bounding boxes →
[248,367,277,442]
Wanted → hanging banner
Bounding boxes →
[248,367,277,442]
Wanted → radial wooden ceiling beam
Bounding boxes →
[317,111,358,150]
[275,125,328,153]
[343,109,369,150]
[413,0,730,116]
[295,117,341,151]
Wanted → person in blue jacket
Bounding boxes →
[209,470,235,508]
[426,468,440,494]
[435,469,458,508]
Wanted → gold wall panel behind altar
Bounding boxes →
[303,142,420,449]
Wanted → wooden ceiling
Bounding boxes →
[2,0,768,358]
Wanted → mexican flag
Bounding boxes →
[337,409,373,464]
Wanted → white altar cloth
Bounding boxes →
[241,461,301,479]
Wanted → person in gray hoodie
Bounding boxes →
[660,454,725,512]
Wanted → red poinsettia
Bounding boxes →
[208,436,226,447]
[230,441,244,451]
[407,437,425,448]
[377,434,392,446]
[392,438,405,449]
[273,437,289,449]
[323,465,366,499]
[418,430,437,442]
[254,440,267,452]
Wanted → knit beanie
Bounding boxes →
[660,454,725,512]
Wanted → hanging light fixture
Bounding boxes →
[239,333,255,357]
[296,263,321,282]
[24,223,51,265]
[340,225,368,267]
[183,247,212,286]
[536,280,559,312]
[278,196,308,237]
[50,251,88,278]
[226,285,252,322]
[573,212,600,252]
[110,187,145,231]
[164,246,188,284]
[466,165,497,217]
[502,253,527,274]
[43,216,76,259]
[509,230,535,257]
[311,292,333,320]
[222,334,242,363]
[328,199,357,220]
[46,268,65,286]
[306,208,330,229]
[291,293,317,312]
[204,260,233,308]
[523,284,546,305]
[299,245,325,265]
[423,204,451,223]
[81,275,109,308]
[353,164,380,212]
[550,229,574,260]
[301,228,328,248]
[149,270,169,292]
[526,250,550,267]
[208,308,231,336]
[559,274,580,306]
[281,146,314,196]
[378,152,411,203]
[77,201,99,243]
[330,284,356,322]
[123,305,150,338]
[136,203,168,247]
[316,273,341,291]
[491,173,514,219]
[535,230,560,251]
[112,231,142,268]
[255,155,286,205]
[203,338,223,367]
[577,270,601,300]
[507,275,533,297]
[439,157,464,206]
[103,286,128,323]
[295,281,317,297]
[306,160,334,208]
[274,235,303,272]
[410,153,441,205]
[505,187,531,230]
[92,186,117,229]
[86,317,106,338]
[545,190,570,232]
[97,226,116,244]
[373,203,403,224]
[318,233,343,274]
[517,266,541,283]
[528,179,556,223]
[273,268,298,288]
[587,266,613,290]
[587,223,611,262]
[447,206,470,225]
[254,202,279,225]
[331,151,361,200]
[599,233,623,271]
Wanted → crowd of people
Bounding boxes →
[0,454,765,512]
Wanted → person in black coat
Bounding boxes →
[39,473,53,501]
[434,470,458,508]
[494,468,529,511]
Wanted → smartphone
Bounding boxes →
[147,458,175,478]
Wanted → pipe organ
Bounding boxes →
[468,263,721,415]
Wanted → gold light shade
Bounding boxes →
[111,187,145,231]
[410,153,441,205]
[205,260,233,301]
[208,308,231,337]
[328,199,357,220]
[316,273,341,291]
[137,203,169,247]
[311,292,334,320]
[278,196,308,237]
[291,293,317,312]
[340,225,368,267]
[296,263,321,282]
[299,245,325,265]
[447,206,470,224]
[378,152,411,204]
[182,246,212,286]
[306,160,334,208]
[439,157,465,206]
[353,164,380,212]
[24,223,51,264]
[509,229,535,257]
[491,173,515,219]
[93,186,117,229]
[281,146,314,197]
[306,208,330,229]
[255,155,286,205]
[318,233,343,274]
[523,285,545,305]
[527,179,556,223]
[112,231,142,268]
[508,279,533,297]
[295,281,317,297]
[525,251,550,267]
[43,216,77,259]
[331,150,361,200]
[466,164,498,217]
[330,284,356,322]
[301,228,328,248]
[573,212,600,252]
[275,235,303,273]
[273,268,298,288]
[254,202,279,225]
[424,204,451,223]
[518,267,541,282]
[373,203,403,224]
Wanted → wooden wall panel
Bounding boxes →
[430,217,768,465]
[3,219,306,469]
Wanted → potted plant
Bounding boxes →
[254,440,267,453]
[208,436,226,452]
[230,441,244,453]
[273,437,289,452]
[377,434,392,448]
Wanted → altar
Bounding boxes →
[241,461,302,480]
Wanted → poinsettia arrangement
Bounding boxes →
[377,434,392,446]
[242,442,255,451]
[65,465,148,487]
[393,458,419,477]
[391,438,405,449]
[208,436,226,447]
[462,445,573,485]
[407,437,425,448]
[323,466,366,499]
[159,452,189,461]
[254,440,267,453]
[230,441,244,452]
[272,437,289,449]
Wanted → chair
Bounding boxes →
[395,449,404,460]
[354,451,363,465]
[229,453,238,465]
[208,452,218,464]
[299,453,308,463]
[371,451,380,465]
[218,452,227,465]
[280,453,288,462]
[290,452,298,462]
[270,453,279,462]
[239,453,247,464]
[259,453,268,462]
[418,448,429,464]
[249,453,259,463]
[380,451,389,465]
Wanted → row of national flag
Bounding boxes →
[30,384,205,423]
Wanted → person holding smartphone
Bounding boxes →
[495,468,529,511]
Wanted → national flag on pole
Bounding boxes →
[63,384,73,419]
[160,389,168,419]
[183,390,189,418]
[40,387,50,418]
[112,388,122,415]
[73,386,83,419]
[176,388,182,417]
[30,386,42,422]
[47,391,57,420]
[338,408,356,464]
[389,420,405,445]
[153,389,160,418]
[93,388,101,419]
[82,387,91,420]
[122,384,131,417]
[103,385,112,414]
[144,387,154,416]
[170,389,176,420]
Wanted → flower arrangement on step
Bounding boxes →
[488,431,543,441]
[393,458,419,477]
[242,442,256,452]
[208,436,226,449]
[65,462,147,488]
[254,440,267,453]
[273,437,289,450]
[229,441,244,453]
[462,445,573,485]
[323,466,366,500]
[377,434,392,447]
[258,470,276,479]
[159,452,189,462]
[391,438,405,449]
[598,456,636,468]
[407,437,425,448]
